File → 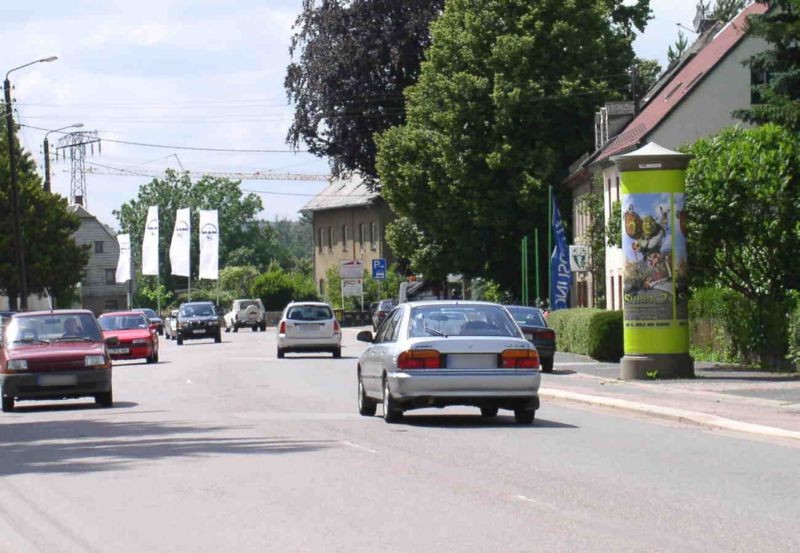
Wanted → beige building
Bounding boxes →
[70,204,129,315]
[564,2,769,310]
[302,175,395,300]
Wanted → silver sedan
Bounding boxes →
[356,301,542,424]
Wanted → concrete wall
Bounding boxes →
[312,201,395,300]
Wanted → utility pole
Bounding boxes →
[630,65,640,115]
[55,130,101,207]
[5,78,27,311]
[43,123,83,192]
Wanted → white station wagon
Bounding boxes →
[277,302,342,358]
[356,301,542,424]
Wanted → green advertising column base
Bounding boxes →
[620,353,695,380]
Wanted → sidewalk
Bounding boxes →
[540,353,800,442]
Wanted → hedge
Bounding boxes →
[547,308,623,362]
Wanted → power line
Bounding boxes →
[81,160,331,183]
[20,123,306,153]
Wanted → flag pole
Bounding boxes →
[534,228,540,304]
[547,185,553,305]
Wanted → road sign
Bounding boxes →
[342,278,363,297]
[569,245,589,272]
[372,258,387,280]
[339,259,364,279]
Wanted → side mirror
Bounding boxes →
[356,330,374,343]
[106,336,120,346]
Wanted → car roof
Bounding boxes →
[287,301,331,307]
[505,305,543,311]
[99,311,148,317]
[181,301,214,306]
[235,298,260,302]
[404,300,501,308]
[15,309,95,318]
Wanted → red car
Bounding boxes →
[98,311,160,364]
[0,309,114,412]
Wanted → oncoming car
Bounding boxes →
[98,311,160,364]
[0,310,114,412]
[356,301,541,424]
[277,302,341,358]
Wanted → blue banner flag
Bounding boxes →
[549,197,571,311]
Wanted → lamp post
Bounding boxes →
[43,123,82,193]
[4,56,58,311]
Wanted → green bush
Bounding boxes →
[787,293,800,370]
[547,308,623,362]
[688,287,759,365]
[251,269,319,311]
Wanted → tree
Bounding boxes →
[220,265,259,298]
[0,113,89,309]
[685,124,800,367]
[114,170,285,297]
[285,0,445,186]
[735,0,800,131]
[576,185,607,306]
[667,30,689,69]
[376,0,651,293]
[250,266,318,311]
[268,215,313,273]
[636,58,662,93]
[697,0,747,23]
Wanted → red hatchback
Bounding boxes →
[98,311,160,364]
[0,310,113,412]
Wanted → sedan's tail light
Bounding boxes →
[279,321,286,334]
[397,349,441,369]
[500,349,540,369]
[333,320,341,334]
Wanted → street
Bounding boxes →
[1,329,798,553]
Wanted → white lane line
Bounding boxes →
[340,440,378,454]
[513,494,547,506]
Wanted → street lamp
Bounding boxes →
[4,56,58,311]
[43,123,83,192]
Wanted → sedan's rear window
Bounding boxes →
[99,315,148,330]
[506,307,547,327]
[409,305,521,338]
[238,301,259,309]
[286,305,333,321]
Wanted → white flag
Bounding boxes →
[115,234,131,283]
[169,208,191,277]
[141,206,159,276]
[198,209,219,280]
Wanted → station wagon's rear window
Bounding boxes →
[286,305,333,321]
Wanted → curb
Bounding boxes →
[540,387,800,441]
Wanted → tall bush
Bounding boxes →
[547,308,623,362]
[251,268,318,311]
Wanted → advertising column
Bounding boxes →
[611,143,693,379]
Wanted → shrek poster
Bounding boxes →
[621,189,688,346]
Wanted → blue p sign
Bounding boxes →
[372,258,387,280]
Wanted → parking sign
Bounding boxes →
[372,258,387,280]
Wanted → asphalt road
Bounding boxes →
[1,329,798,553]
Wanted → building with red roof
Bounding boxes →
[563,1,770,311]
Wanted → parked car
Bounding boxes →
[372,299,395,331]
[176,302,222,345]
[356,301,541,424]
[98,311,160,364]
[134,308,164,336]
[505,306,555,373]
[164,309,179,340]
[277,302,341,358]
[0,309,114,412]
[224,298,267,332]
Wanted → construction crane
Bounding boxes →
[82,162,331,182]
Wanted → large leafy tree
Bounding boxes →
[376,0,650,291]
[114,171,285,295]
[735,0,800,131]
[285,0,445,186]
[685,124,800,367]
[0,114,89,309]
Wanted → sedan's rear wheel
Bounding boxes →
[333,347,342,359]
[358,376,377,416]
[514,408,535,425]
[176,335,183,346]
[480,406,499,418]
[540,358,554,373]
[383,378,402,423]
[277,348,285,359]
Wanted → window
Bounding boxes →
[327,227,334,252]
[319,279,325,296]
[94,241,104,254]
[104,300,119,312]
[618,275,623,311]
[610,275,616,310]
[615,176,620,202]
[751,68,770,105]
[318,228,324,253]
[105,269,116,285]
[358,223,365,251]
[370,222,378,250]
[342,224,349,251]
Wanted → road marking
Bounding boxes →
[340,440,378,453]
[513,494,547,506]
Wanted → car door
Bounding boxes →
[364,307,404,395]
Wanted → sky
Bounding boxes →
[0,0,699,229]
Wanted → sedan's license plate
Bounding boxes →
[524,333,533,340]
[109,347,129,354]
[38,374,78,386]
[193,329,206,334]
